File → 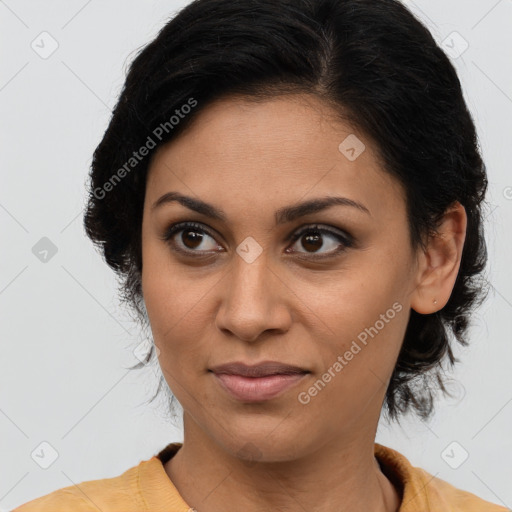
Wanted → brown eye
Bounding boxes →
[162,222,222,255]
[299,231,323,252]
[287,225,353,258]
[180,228,206,250]
[160,221,353,260]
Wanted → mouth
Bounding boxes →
[209,361,309,377]
[209,361,310,402]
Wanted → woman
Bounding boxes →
[13,0,507,510]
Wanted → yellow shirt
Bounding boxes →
[13,442,508,511]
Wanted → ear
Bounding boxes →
[410,201,467,314]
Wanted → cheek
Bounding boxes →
[294,267,409,403]
[141,258,218,376]
[142,268,209,406]
[295,304,407,429]
[142,236,192,334]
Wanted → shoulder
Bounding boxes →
[12,443,186,512]
[413,467,509,512]
[12,488,99,512]
[11,461,147,512]
[374,443,508,512]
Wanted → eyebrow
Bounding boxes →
[151,191,371,224]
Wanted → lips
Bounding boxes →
[209,361,309,378]
[209,361,310,402]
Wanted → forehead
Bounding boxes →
[145,94,405,222]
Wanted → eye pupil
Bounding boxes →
[182,229,203,249]
[302,232,323,252]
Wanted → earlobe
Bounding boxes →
[410,201,467,315]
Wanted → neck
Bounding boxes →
[164,414,401,512]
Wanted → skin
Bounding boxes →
[141,93,467,512]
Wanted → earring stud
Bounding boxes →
[433,299,438,304]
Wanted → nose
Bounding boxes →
[214,252,292,343]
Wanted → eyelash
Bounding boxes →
[160,221,354,261]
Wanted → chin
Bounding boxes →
[211,425,317,464]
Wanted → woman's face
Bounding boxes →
[141,93,421,461]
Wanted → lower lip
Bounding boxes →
[212,372,308,402]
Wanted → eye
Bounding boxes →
[160,221,353,259]
[161,221,223,256]
[286,224,353,259]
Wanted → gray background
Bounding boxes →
[1,0,511,509]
